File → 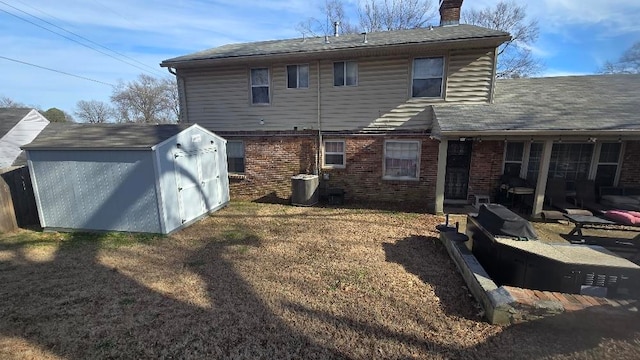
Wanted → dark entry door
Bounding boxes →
[445,141,473,200]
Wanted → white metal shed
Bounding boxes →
[22,123,229,234]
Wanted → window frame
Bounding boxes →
[383,140,421,181]
[322,139,346,169]
[411,56,445,98]
[226,140,246,174]
[250,67,270,105]
[286,64,309,89]
[333,60,358,87]
[503,141,525,178]
[592,142,624,187]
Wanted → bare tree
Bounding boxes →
[110,74,178,124]
[296,0,435,36]
[601,41,640,74]
[162,77,180,121]
[358,0,436,32]
[75,100,113,123]
[462,1,542,78]
[0,96,25,108]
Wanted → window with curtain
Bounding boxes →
[250,68,270,104]
[384,141,420,180]
[333,61,357,86]
[323,140,345,168]
[412,57,444,98]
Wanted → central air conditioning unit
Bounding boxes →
[291,174,319,206]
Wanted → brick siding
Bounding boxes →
[224,132,438,209]
[618,141,640,187]
[468,140,505,202]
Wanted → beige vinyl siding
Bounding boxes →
[178,47,496,132]
[445,48,495,103]
[180,64,318,132]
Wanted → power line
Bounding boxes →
[0,1,166,77]
[7,0,165,76]
[0,55,115,87]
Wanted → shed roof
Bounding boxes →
[433,74,640,136]
[22,123,192,150]
[0,108,32,137]
[161,24,509,66]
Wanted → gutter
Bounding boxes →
[439,130,640,137]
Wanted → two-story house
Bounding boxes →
[161,0,640,216]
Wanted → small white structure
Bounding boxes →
[23,123,229,234]
[0,108,49,169]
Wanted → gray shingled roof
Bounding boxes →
[433,74,640,135]
[22,123,191,150]
[0,108,32,137]
[161,24,509,66]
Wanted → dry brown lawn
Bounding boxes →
[0,202,639,359]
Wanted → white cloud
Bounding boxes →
[539,69,591,78]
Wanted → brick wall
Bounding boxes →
[468,140,505,202]
[224,132,438,209]
[617,140,640,187]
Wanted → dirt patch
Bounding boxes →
[0,202,638,359]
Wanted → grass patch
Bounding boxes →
[0,229,160,250]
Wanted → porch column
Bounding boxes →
[531,139,554,217]
[434,139,448,214]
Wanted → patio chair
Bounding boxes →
[545,177,593,216]
[575,179,607,215]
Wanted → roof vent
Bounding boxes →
[361,32,368,44]
[324,35,330,44]
[333,21,340,37]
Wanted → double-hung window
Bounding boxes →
[250,68,270,104]
[504,142,525,177]
[287,64,309,89]
[595,142,622,188]
[384,140,420,180]
[227,141,245,174]
[333,61,357,86]
[412,57,444,98]
[323,140,345,168]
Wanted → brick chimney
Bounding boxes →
[439,0,463,26]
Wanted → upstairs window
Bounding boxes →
[323,140,345,168]
[412,57,444,98]
[333,61,357,86]
[250,68,270,104]
[227,141,245,174]
[287,64,309,89]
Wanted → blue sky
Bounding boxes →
[1,0,639,118]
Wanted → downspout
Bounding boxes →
[316,60,322,175]
[489,48,499,103]
[167,67,187,123]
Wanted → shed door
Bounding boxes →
[174,151,205,224]
[200,146,222,209]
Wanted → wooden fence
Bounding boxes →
[0,166,40,231]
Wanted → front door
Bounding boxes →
[445,141,473,200]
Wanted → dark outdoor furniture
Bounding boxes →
[574,180,607,215]
[564,214,615,238]
[546,178,593,216]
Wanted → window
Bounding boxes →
[548,143,594,188]
[333,61,357,86]
[250,68,270,104]
[595,142,621,188]
[412,57,444,98]
[384,140,420,180]
[503,142,524,177]
[323,140,345,168]
[227,141,245,173]
[526,142,544,185]
[287,64,309,89]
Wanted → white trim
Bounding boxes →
[151,149,168,234]
[322,139,346,169]
[411,56,445,98]
[286,64,309,89]
[25,153,46,228]
[332,60,358,87]
[382,139,421,181]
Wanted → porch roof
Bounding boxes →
[433,74,640,137]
